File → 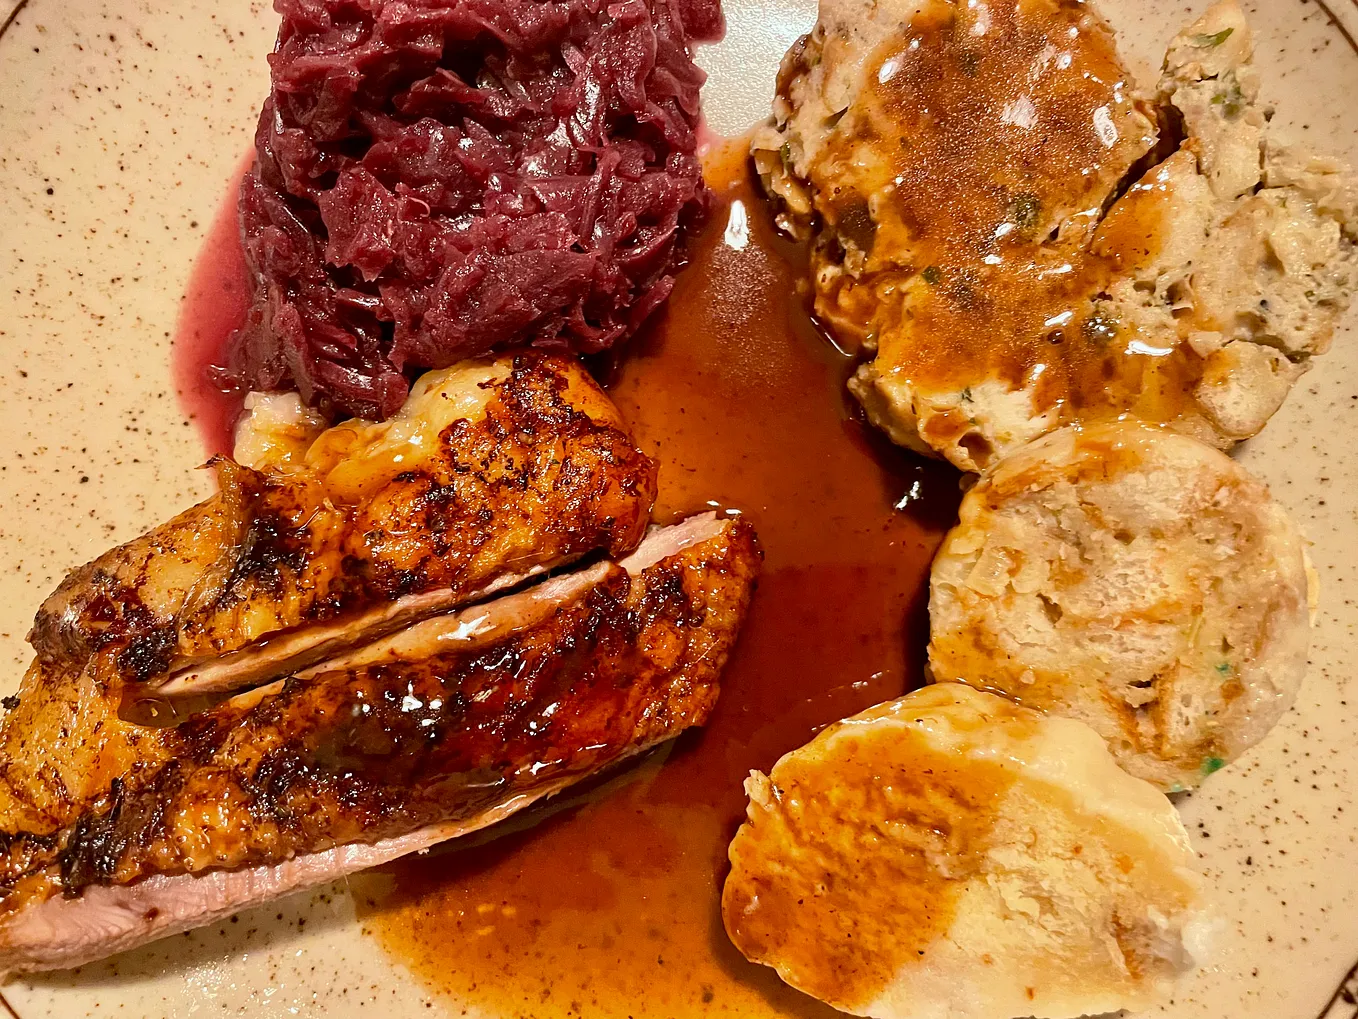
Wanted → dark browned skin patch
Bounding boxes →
[27,352,658,685]
[0,522,760,916]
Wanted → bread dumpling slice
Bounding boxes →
[722,684,1210,1019]
[928,419,1314,791]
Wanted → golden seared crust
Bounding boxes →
[928,419,1312,791]
[345,352,657,595]
[0,660,171,839]
[723,684,1206,1019]
[757,0,1357,471]
[0,520,761,919]
[27,495,247,678]
[30,352,658,684]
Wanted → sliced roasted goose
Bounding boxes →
[0,515,761,974]
[31,352,657,692]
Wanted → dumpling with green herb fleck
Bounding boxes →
[753,0,1357,472]
[927,419,1315,792]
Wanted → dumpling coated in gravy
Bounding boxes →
[754,0,1358,471]
[928,419,1314,791]
[722,683,1211,1019]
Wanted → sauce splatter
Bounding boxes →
[171,156,251,456]
[351,141,961,1016]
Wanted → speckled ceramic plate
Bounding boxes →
[1,0,1356,1016]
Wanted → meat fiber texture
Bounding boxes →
[223,0,722,420]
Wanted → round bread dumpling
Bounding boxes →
[722,684,1210,1019]
[928,419,1313,791]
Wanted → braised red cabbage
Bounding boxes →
[222,0,720,419]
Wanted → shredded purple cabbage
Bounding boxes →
[222,0,721,419]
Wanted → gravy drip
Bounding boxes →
[813,0,1203,433]
[354,141,961,1016]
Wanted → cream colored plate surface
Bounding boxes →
[0,0,1355,1016]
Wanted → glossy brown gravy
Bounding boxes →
[811,0,1204,433]
[722,698,1023,1012]
[348,142,961,1016]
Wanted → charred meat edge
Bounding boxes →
[31,353,658,692]
[0,515,753,974]
[163,513,723,699]
[154,564,549,699]
[0,790,567,975]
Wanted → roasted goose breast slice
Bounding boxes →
[0,516,761,974]
[29,351,658,688]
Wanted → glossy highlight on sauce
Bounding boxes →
[351,142,961,1017]
[170,139,960,1016]
[813,0,1205,437]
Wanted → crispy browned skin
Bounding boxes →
[0,520,761,919]
[30,352,657,684]
[0,661,167,838]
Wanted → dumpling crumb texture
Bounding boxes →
[928,419,1314,791]
[753,0,1358,470]
[722,683,1210,1019]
